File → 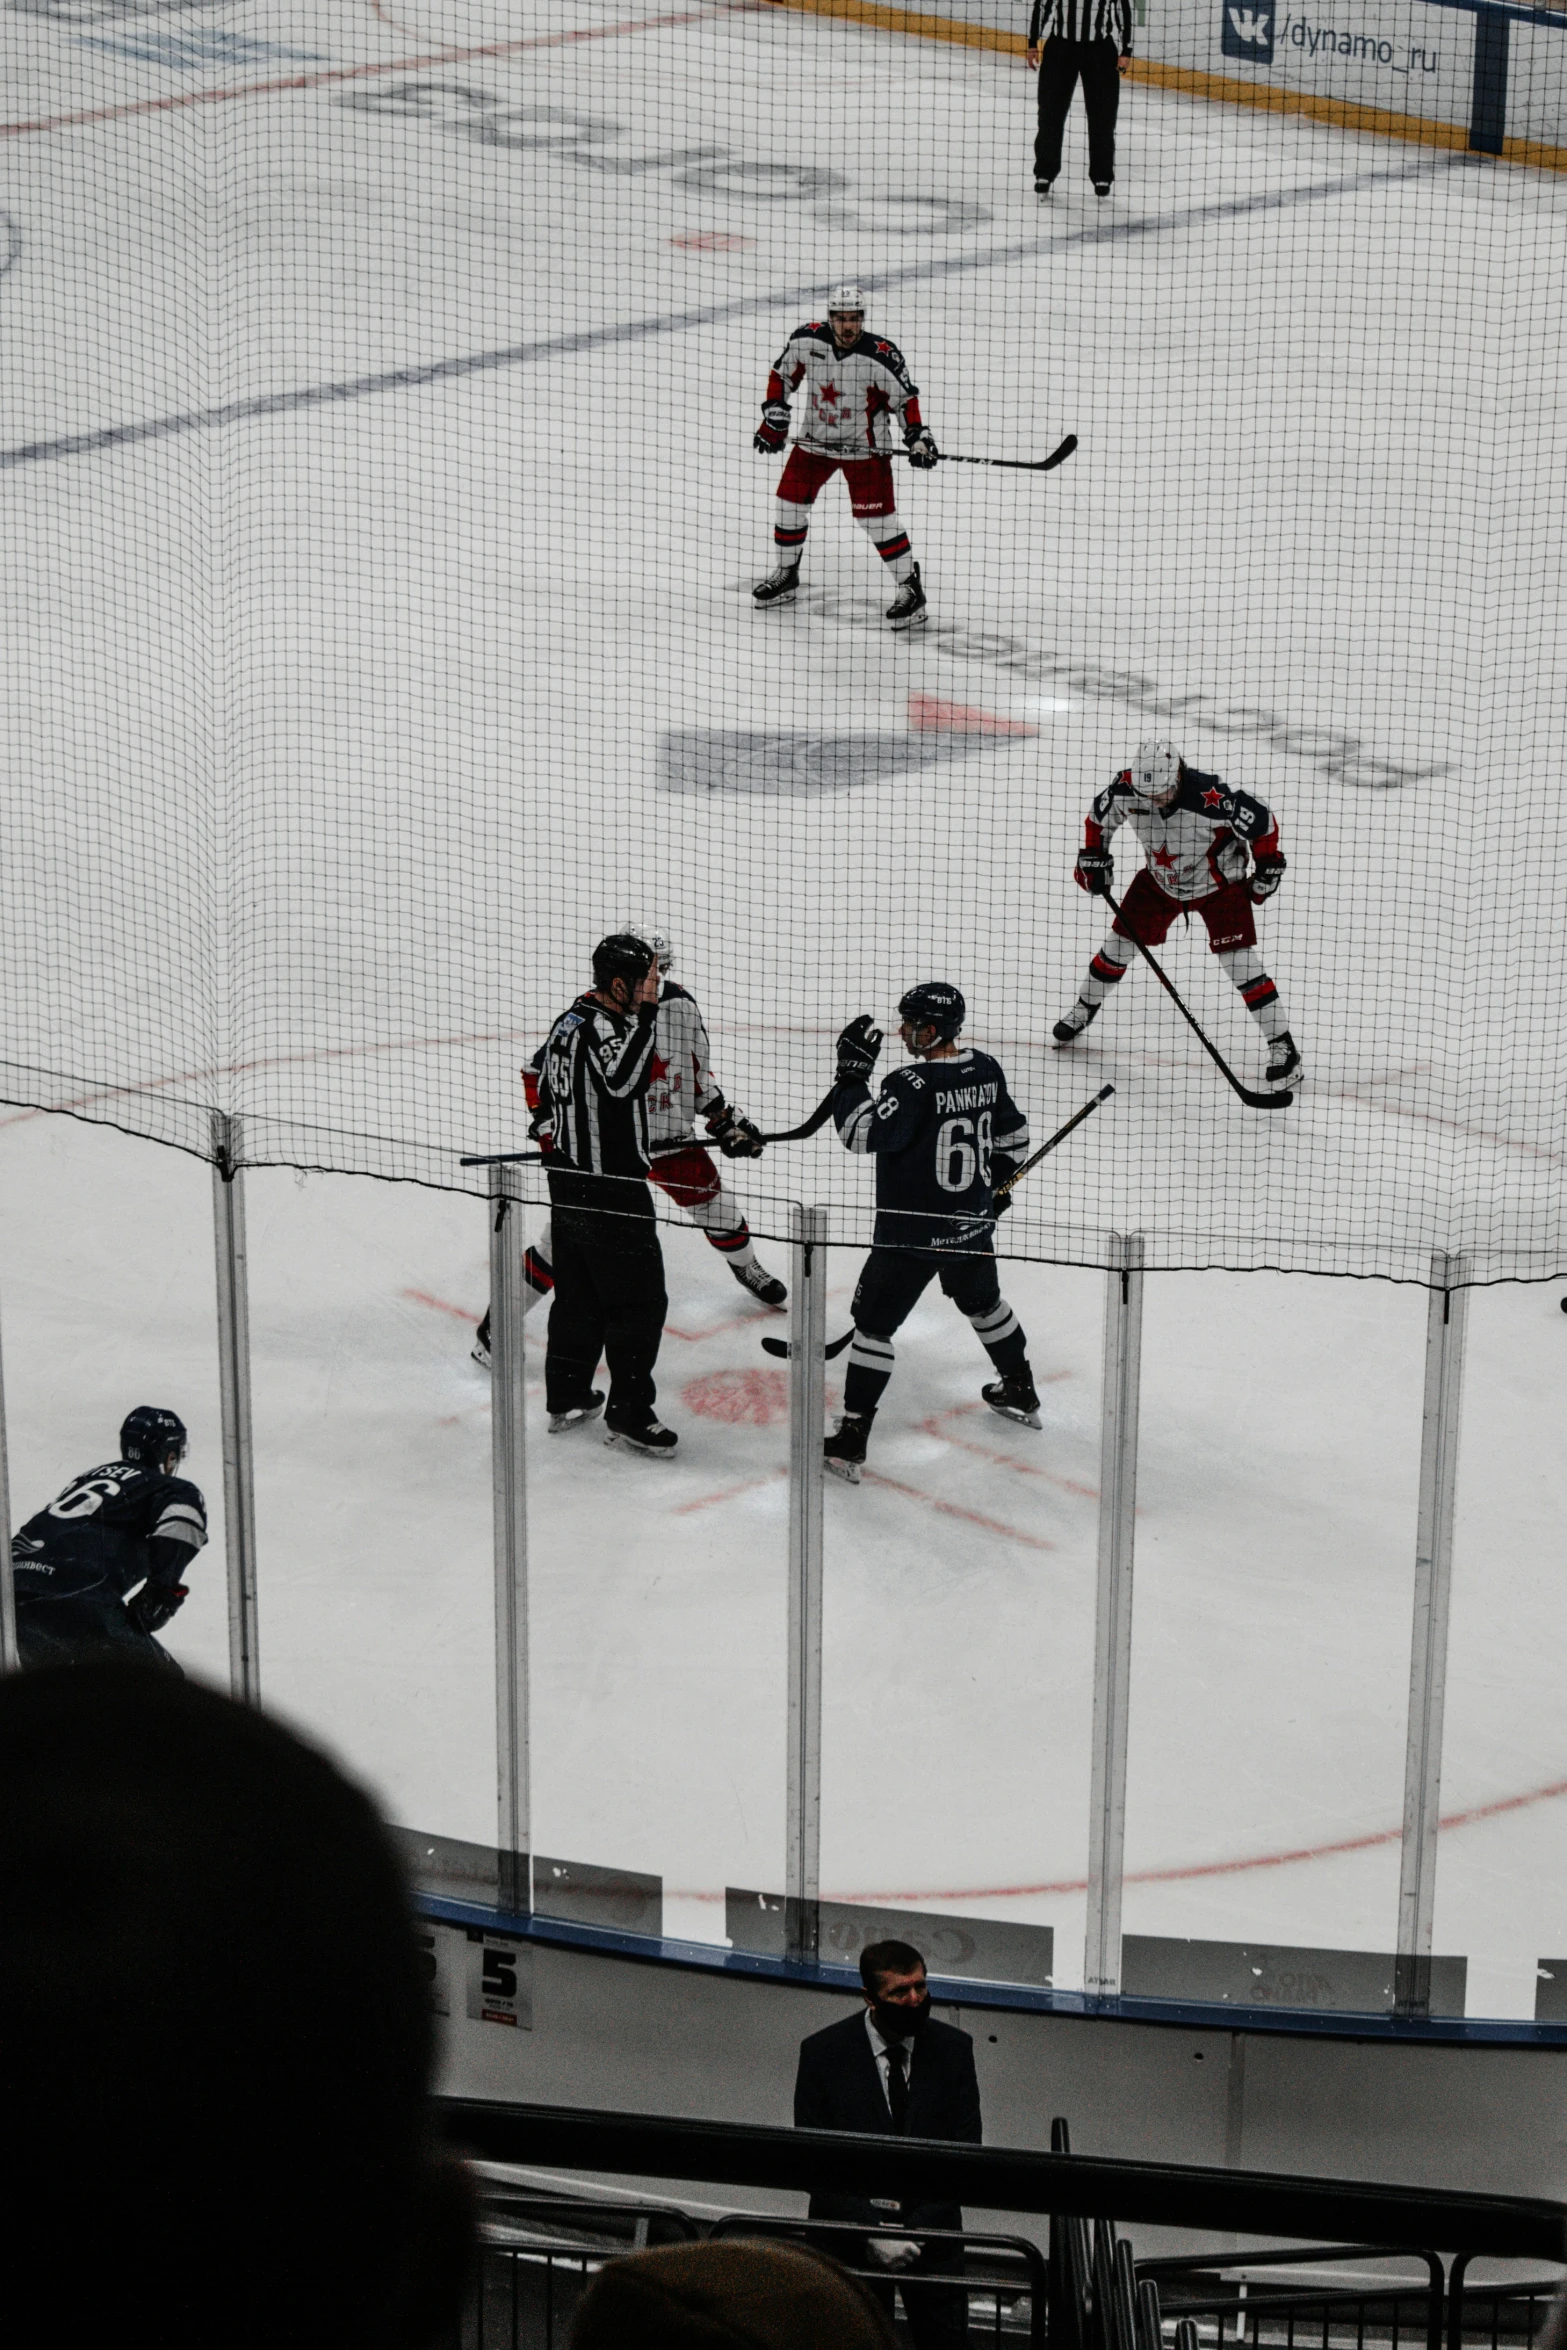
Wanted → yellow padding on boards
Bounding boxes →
[756,0,1567,174]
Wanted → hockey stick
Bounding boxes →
[886,432,1077,474]
[458,1149,546,1168]
[756,1088,839,1145]
[1100,888,1294,1111]
[761,1085,1114,1360]
[995,1082,1115,1195]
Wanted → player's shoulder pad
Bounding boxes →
[1223,783,1274,834]
[886,1063,926,1095]
[797,320,833,341]
[1093,774,1132,816]
[872,336,913,377]
[162,1472,208,1514]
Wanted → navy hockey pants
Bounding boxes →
[544,1170,667,1426]
[844,1243,1028,1420]
[15,1592,179,1673]
[1034,37,1121,186]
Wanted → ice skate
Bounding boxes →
[548,1392,604,1435]
[886,562,927,631]
[752,562,800,609]
[471,1311,491,1371]
[982,1372,1042,1430]
[730,1258,787,1308]
[604,1414,679,1458]
[1052,998,1100,1045]
[1267,1031,1302,1086]
[1034,177,1054,197]
[823,1413,871,1483]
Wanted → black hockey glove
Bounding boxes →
[1075,847,1113,897]
[1250,850,1286,902]
[754,403,789,454]
[127,1581,188,1636]
[992,1184,1013,1218]
[707,1104,765,1158]
[905,426,940,470]
[834,1014,884,1086]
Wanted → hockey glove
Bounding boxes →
[1075,848,1113,896]
[1250,850,1287,902]
[992,1184,1013,1218]
[707,1104,765,1158]
[905,427,940,470]
[754,403,789,454]
[127,1581,188,1636]
[835,1014,884,1085]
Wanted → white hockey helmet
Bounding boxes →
[827,281,866,314]
[624,923,674,972]
[1128,737,1181,801]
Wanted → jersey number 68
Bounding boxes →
[936,1112,992,1193]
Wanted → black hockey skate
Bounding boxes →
[752,562,801,609]
[1052,998,1100,1045]
[1267,1031,1302,1085]
[730,1258,788,1308]
[983,1372,1042,1430]
[604,1414,679,1458]
[823,1413,871,1484]
[886,563,927,631]
[471,1310,491,1370]
[1093,180,1113,196]
[548,1392,604,1435]
[1034,177,1054,196]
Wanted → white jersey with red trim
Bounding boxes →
[765,322,923,457]
[1086,764,1282,905]
[644,980,724,1151]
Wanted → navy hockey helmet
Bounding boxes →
[120,1406,188,1467]
[591,932,657,992]
[898,981,966,1045]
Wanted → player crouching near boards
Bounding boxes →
[823,983,1044,1483]
[1052,737,1302,1088]
[471,927,783,1366]
[752,282,937,631]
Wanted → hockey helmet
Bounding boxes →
[120,1406,188,1467]
[827,281,866,314]
[624,923,674,973]
[899,980,966,1046]
[591,931,657,992]
[1129,737,1181,801]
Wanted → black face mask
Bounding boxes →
[872,1996,931,2041]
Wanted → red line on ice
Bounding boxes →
[859,1468,1055,1553]
[1,3,765,138]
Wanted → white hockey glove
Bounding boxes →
[905,426,940,471]
[1250,850,1286,902]
[866,2236,922,2271]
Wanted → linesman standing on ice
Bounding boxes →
[752,283,938,630]
[537,934,679,1456]
[823,984,1043,1483]
[1026,0,1133,198]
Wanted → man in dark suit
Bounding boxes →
[794,1938,981,2348]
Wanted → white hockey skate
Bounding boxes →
[730,1258,787,1309]
[886,563,927,631]
[1051,998,1101,1046]
[752,562,800,609]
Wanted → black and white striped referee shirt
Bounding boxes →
[1028,0,1133,46]
[539,993,660,1177]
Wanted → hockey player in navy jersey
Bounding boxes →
[11,1407,208,1670]
[1053,737,1302,1085]
[824,983,1043,1483]
[751,283,937,630]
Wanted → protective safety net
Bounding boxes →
[4,0,1565,1283]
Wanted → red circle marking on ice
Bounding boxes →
[683,1367,788,1424]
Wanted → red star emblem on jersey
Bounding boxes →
[1202,788,1222,807]
[818,379,840,408]
[1153,845,1177,869]
[647,1051,670,1082]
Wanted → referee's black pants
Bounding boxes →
[545,1167,667,1427]
[1034,37,1121,186]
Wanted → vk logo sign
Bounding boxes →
[1221,0,1275,57]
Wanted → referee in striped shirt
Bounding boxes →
[1026,0,1133,197]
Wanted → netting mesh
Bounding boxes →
[4,0,1564,1281]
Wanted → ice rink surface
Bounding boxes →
[3,0,1567,2019]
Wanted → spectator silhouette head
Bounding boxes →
[571,2240,899,2348]
[0,1663,472,2350]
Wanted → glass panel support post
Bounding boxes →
[0,1288,16,1673]
[1084,1232,1145,1997]
[211,1112,260,1705]
[785,1203,827,1965]
[1395,1249,1470,2018]
[490,1169,532,1917]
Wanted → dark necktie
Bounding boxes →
[885,2039,910,2132]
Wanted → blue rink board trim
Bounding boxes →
[417,1892,1567,2048]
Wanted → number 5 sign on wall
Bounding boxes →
[465,1928,534,2028]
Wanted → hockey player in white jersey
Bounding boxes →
[472,929,785,1366]
[1052,739,1302,1086]
[752,283,937,630]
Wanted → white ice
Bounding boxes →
[2,0,1566,2018]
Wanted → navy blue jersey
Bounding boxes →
[12,1460,208,1602]
[834,1049,1031,1251]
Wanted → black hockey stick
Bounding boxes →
[755,1088,839,1145]
[1100,888,1294,1111]
[761,1085,1115,1361]
[886,432,1077,474]
[458,1149,546,1168]
[995,1082,1115,1195]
